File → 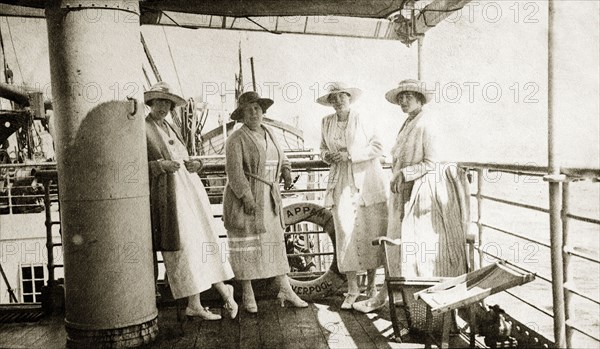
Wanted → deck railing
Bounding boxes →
[2,159,599,348]
[459,162,600,348]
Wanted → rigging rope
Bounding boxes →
[0,21,7,82]
[5,19,23,85]
[162,27,184,98]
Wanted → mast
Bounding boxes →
[141,33,162,83]
[250,57,257,92]
[235,42,243,100]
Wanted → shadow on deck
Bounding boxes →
[0,296,474,349]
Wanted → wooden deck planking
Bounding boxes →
[17,316,66,349]
[257,298,285,348]
[238,309,261,349]
[0,323,40,348]
[216,307,241,349]
[188,308,225,348]
[292,302,330,349]
[30,320,67,349]
[310,301,365,349]
[0,297,475,348]
[338,307,381,349]
[275,306,304,349]
[353,307,404,349]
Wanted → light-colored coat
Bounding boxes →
[389,109,469,276]
[320,110,388,207]
[391,109,440,182]
[223,124,290,236]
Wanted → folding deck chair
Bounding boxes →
[374,234,535,348]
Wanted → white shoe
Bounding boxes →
[185,306,222,320]
[277,290,308,308]
[341,293,360,310]
[223,284,238,319]
[352,298,386,313]
[243,293,258,313]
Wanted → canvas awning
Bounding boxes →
[0,0,472,44]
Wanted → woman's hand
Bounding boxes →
[281,168,293,190]
[159,160,181,173]
[184,159,203,173]
[390,171,404,194]
[328,152,349,163]
[242,194,257,215]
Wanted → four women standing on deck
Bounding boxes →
[145,79,469,317]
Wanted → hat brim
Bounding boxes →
[385,84,433,105]
[144,91,186,107]
[230,98,274,121]
[316,88,362,106]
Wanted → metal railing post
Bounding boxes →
[7,175,12,214]
[476,169,484,268]
[562,181,573,347]
[546,1,567,346]
[417,36,423,80]
[43,179,55,289]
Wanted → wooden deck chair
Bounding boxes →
[414,261,535,348]
[372,234,476,343]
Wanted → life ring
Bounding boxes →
[284,202,345,300]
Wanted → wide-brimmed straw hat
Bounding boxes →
[316,82,362,106]
[144,82,186,107]
[230,91,274,121]
[385,79,434,105]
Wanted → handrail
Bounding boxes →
[480,223,551,249]
[563,246,600,264]
[478,194,549,214]
[504,289,553,318]
[565,319,600,342]
[565,213,600,226]
[459,161,600,180]
[563,283,600,305]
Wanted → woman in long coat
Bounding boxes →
[223,91,308,313]
[318,82,388,309]
[353,79,470,313]
[145,82,237,320]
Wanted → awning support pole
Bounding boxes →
[546,1,567,347]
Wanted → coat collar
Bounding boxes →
[145,115,185,145]
[240,124,283,167]
[324,109,359,152]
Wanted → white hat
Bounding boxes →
[144,82,186,107]
[385,79,434,105]
[316,82,362,106]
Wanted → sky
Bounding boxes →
[2,0,598,168]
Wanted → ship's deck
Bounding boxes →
[0,296,474,349]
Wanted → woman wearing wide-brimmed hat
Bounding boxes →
[223,91,308,313]
[145,81,237,320]
[318,82,388,310]
[353,79,470,313]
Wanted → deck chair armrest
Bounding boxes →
[372,237,402,246]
